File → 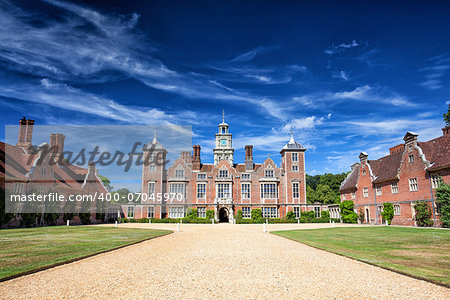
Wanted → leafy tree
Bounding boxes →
[436,183,450,227]
[98,174,113,192]
[306,185,317,203]
[315,184,335,204]
[339,200,358,223]
[186,208,198,219]
[236,209,243,221]
[443,104,450,126]
[381,202,394,225]
[413,201,433,227]
[112,188,133,204]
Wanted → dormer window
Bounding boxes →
[218,170,228,178]
[265,170,274,177]
[197,173,206,180]
[362,169,366,176]
[241,173,250,180]
[175,169,184,178]
[408,154,414,163]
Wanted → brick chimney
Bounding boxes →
[192,145,201,171]
[389,144,405,155]
[442,126,450,136]
[50,133,65,162]
[245,145,253,171]
[17,117,35,148]
[403,131,418,148]
[359,152,368,163]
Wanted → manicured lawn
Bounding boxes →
[272,227,450,286]
[0,226,171,280]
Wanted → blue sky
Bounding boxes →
[1,0,449,181]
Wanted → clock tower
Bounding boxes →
[213,110,234,166]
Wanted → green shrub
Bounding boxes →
[381,202,394,225]
[186,208,198,220]
[251,209,262,220]
[340,200,358,223]
[436,183,450,228]
[414,201,433,227]
[79,213,91,225]
[206,210,215,220]
[285,211,295,219]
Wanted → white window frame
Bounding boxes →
[314,207,321,218]
[409,178,418,192]
[351,192,356,199]
[292,182,299,198]
[148,182,155,197]
[293,207,301,219]
[217,183,231,198]
[169,183,186,200]
[242,207,251,219]
[391,182,399,194]
[260,183,278,199]
[363,187,369,198]
[197,173,206,180]
[292,153,298,162]
[292,165,298,171]
[147,206,155,218]
[265,169,274,178]
[376,185,382,196]
[127,206,134,219]
[175,169,184,178]
[218,169,229,178]
[262,207,277,218]
[394,204,400,216]
[197,183,206,199]
[13,183,24,194]
[241,173,250,180]
[149,164,156,171]
[431,174,443,189]
[197,207,206,218]
[408,154,414,163]
[168,206,184,218]
[241,183,251,199]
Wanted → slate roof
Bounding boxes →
[370,151,403,183]
[419,134,450,171]
[339,164,359,191]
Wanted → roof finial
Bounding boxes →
[154,129,157,139]
[222,109,225,123]
[290,126,293,138]
[289,126,295,143]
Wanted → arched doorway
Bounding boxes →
[219,207,229,223]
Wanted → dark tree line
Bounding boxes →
[306,173,348,204]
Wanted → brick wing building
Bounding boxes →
[1,118,108,226]
[339,126,449,226]
[135,115,321,222]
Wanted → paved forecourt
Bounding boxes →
[0,223,448,299]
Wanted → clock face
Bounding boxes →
[221,139,227,146]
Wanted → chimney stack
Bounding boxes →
[245,145,253,171]
[389,144,405,155]
[403,132,418,149]
[17,117,35,149]
[50,133,65,162]
[359,152,368,163]
[192,145,201,171]
[442,126,450,136]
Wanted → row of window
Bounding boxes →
[148,182,303,200]
[359,175,443,198]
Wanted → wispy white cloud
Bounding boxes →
[230,46,277,62]
[325,40,362,55]
[0,0,289,120]
[420,54,450,90]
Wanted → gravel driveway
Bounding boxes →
[1,223,448,299]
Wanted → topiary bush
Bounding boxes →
[285,211,295,220]
[339,200,358,223]
[436,183,450,228]
[414,201,433,227]
[381,202,394,225]
[206,210,215,220]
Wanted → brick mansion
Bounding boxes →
[339,127,449,227]
[133,114,318,223]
